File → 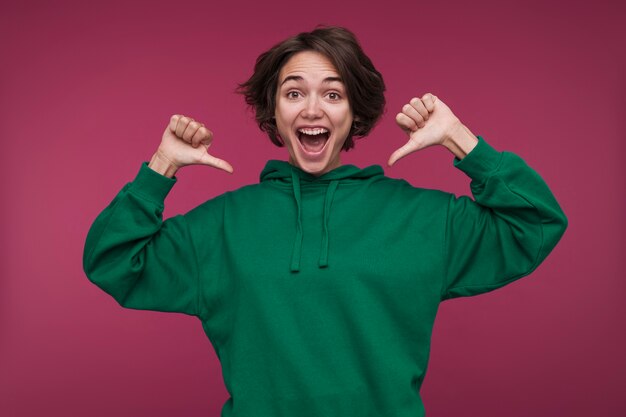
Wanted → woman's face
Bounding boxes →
[275,50,354,176]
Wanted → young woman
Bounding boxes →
[83,25,567,417]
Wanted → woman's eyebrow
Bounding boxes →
[280,75,344,86]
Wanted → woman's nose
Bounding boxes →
[302,96,323,118]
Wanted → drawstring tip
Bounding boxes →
[290,257,301,273]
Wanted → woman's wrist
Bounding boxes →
[148,150,179,178]
[442,122,479,160]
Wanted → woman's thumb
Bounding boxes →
[200,152,234,174]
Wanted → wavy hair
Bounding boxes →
[236,25,386,151]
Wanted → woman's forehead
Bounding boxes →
[278,51,341,84]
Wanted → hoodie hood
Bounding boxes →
[260,159,385,273]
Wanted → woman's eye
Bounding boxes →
[287,91,300,99]
[328,92,341,100]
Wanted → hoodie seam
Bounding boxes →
[183,213,203,319]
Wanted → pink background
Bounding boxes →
[1,0,624,416]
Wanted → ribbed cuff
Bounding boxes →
[452,135,503,181]
[128,161,178,204]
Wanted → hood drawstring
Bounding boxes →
[289,170,339,273]
[260,160,383,274]
[319,180,338,268]
[290,170,304,272]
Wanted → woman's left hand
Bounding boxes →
[387,93,463,166]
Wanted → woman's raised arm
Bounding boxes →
[83,114,232,314]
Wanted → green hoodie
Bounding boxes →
[83,136,567,416]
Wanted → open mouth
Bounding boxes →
[296,128,331,154]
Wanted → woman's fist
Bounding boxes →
[156,114,233,174]
[387,93,463,166]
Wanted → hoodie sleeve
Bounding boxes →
[83,162,201,316]
[440,136,568,301]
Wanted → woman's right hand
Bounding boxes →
[153,114,234,175]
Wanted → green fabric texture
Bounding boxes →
[83,135,567,416]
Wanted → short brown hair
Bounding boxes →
[236,25,386,151]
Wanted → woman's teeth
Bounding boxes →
[298,127,328,135]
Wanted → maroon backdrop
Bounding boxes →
[1,0,624,416]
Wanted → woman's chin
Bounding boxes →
[290,151,340,176]
[293,157,327,174]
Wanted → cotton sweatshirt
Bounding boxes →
[83,136,568,417]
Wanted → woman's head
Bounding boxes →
[237,25,386,174]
